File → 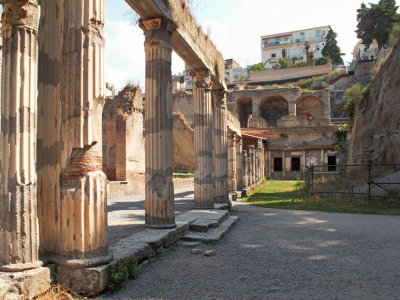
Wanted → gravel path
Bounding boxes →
[104,202,400,300]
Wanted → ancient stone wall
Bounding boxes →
[103,85,145,181]
[348,35,400,164]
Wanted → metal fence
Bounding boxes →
[304,164,400,201]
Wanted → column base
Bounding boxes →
[43,252,113,269]
[0,267,51,300]
[55,264,109,297]
[0,261,43,272]
[145,223,177,229]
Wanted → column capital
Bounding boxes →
[140,16,177,48]
[192,69,212,90]
[213,89,227,105]
[1,0,39,30]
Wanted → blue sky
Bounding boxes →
[102,0,400,90]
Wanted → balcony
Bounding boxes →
[263,40,292,49]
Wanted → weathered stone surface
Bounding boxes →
[204,250,216,257]
[141,17,176,229]
[0,267,51,300]
[180,241,200,247]
[0,0,41,272]
[191,249,203,255]
[56,264,109,297]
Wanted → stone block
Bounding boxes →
[191,249,203,255]
[0,267,51,300]
[204,250,216,257]
[56,264,109,297]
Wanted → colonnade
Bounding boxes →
[228,136,265,194]
[0,1,229,274]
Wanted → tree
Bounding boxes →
[356,0,399,49]
[322,26,344,65]
[249,62,267,72]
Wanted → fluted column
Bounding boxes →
[38,0,112,265]
[193,69,215,208]
[247,156,252,186]
[235,135,243,191]
[228,132,237,192]
[249,145,255,186]
[252,147,257,184]
[258,138,264,180]
[255,151,259,183]
[242,151,248,190]
[213,90,229,203]
[140,18,176,228]
[0,0,41,272]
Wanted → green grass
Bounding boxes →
[242,180,400,215]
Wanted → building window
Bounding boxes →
[271,53,276,58]
[274,157,283,172]
[291,157,301,171]
[328,156,337,172]
[316,30,321,40]
[300,33,305,43]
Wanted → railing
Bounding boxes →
[304,163,400,202]
[309,81,334,92]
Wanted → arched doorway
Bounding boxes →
[260,95,289,127]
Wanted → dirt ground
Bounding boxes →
[104,199,400,300]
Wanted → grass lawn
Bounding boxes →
[241,180,400,215]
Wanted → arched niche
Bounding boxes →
[296,96,325,121]
[237,96,253,128]
[260,95,289,127]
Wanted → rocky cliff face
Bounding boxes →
[348,34,400,164]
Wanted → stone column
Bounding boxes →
[141,17,176,227]
[228,132,237,192]
[282,150,286,178]
[236,136,243,191]
[268,150,272,178]
[213,90,229,203]
[193,69,214,208]
[247,156,252,186]
[250,145,256,184]
[242,151,248,190]
[0,0,41,272]
[257,138,264,180]
[38,0,112,265]
[255,151,259,183]
[249,146,254,186]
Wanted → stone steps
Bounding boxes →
[182,216,239,243]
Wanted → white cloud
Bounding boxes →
[105,19,145,92]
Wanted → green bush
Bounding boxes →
[344,84,364,119]
[107,255,140,291]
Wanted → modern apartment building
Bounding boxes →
[261,25,330,69]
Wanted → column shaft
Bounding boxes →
[213,90,229,203]
[38,0,111,264]
[236,136,243,191]
[193,69,214,208]
[242,151,248,190]
[141,17,176,228]
[0,0,41,272]
[228,133,237,192]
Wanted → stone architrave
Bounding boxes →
[228,132,237,192]
[0,0,41,272]
[213,89,229,203]
[37,0,112,266]
[140,17,176,228]
[193,69,215,208]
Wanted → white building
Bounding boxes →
[225,59,249,83]
[261,25,330,69]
